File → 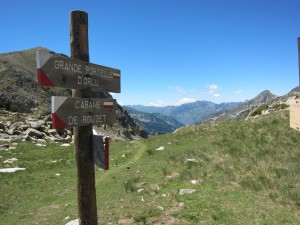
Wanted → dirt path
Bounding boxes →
[95,140,146,183]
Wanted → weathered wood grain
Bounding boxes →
[70,10,98,225]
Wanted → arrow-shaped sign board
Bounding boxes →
[37,51,120,92]
[51,96,117,128]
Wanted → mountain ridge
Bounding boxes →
[199,89,297,123]
[1,47,298,138]
[0,47,147,140]
[123,106,184,134]
[126,100,241,125]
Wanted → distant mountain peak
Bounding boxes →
[257,90,275,96]
[200,90,279,123]
[251,90,277,104]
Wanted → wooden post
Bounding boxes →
[298,37,300,87]
[70,11,98,225]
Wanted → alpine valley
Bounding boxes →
[126,101,241,126]
[125,88,299,134]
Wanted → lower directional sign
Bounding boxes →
[51,96,117,128]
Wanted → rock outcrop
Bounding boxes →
[0,110,72,142]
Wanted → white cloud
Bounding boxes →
[148,100,168,107]
[205,84,221,97]
[202,84,221,97]
[174,98,196,106]
[169,85,197,94]
[235,89,242,94]
[190,88,197,93]
[206,84,219,94]
[175,86,186,94]
[148,98,196,107]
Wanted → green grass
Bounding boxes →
[0,142,77,225]
[1,110,300,224]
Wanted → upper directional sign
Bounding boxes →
[51,96,117,128]
[36,51,120,92]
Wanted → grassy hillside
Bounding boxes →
[1,110,300,224]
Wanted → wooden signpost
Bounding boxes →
[36,10,120,225]
[298,37,300,87]
[290,37,300,132]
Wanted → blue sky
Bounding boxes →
[1,0,300,106]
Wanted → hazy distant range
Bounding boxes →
[125,100,241,125]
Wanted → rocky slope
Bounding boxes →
[270,86,300,104]
[0,47,147,140]
[0,109,72,143]
[200,89,299,123]
[0,47,69,113]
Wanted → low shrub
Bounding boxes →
[251,104,268,116]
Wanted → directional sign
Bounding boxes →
[37,51,120,92]
[51,96,117,128]
[93,135,109,170]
